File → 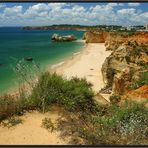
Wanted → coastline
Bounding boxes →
[49,42,111,94]
[0,41,111,97]
[0,40,85,96]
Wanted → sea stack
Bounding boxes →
[51,33,77,42]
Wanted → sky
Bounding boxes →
[0,2,148,27]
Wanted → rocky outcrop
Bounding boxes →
[101,31,148,99]
[83,31,108,43]
[105,32,148,51]
[25,57,33,62]
[128,85,148,99]
[51,34,77,42]
[112,67,132,95]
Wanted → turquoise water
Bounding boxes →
[0,27,84,94]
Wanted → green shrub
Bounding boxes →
[56,100,148,145]
[130,72,148,89]
[109,94,121,104]
[0,95,17,121]
[30,72,95,112]
[41,117,55,132]
[133,47,141,56]
[0,72,95,121]
[0,93,34,121]
[1,117,22,128]
[137,72,148,86]
[137,61,145,66]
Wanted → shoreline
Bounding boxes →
[0,40,86,96]
[49,42,111,94]
[48,43,87,73]
[0,41,111,97]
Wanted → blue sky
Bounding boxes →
[0,2,148,26]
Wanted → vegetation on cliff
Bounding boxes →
[0,72,96,121]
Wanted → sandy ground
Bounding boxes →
[0,109,67,145]
[52,43,111,93]
[0,43,111,145]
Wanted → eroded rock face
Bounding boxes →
[112,67,132,95]
[101,31,148,98]
[51,34,77,42]
[101,47,129,87]
[81,30,148,99]
[83,31,108,43]
[105,32,148,51]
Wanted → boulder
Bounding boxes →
[25,57,33,62]
[51,34,77,42]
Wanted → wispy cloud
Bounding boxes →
[128,3,140,7]
[0,3,5,8]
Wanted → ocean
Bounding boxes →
[0,27,84,94]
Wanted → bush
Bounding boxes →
[1,117,22,128]
[0,95,17,121]
[0,93,35,121]
[109,94,121,104]
[132,47,141,56]
[41,117,55,132]
[137,61,145,66]
[130,72,148,89]
[30,72,95,112]
[0,72,95,121]
[56,100,148,145]
[137,72,148,86]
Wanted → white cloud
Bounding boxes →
[128,3,140,7]
[0,3,147,26]
[118,3,124,6]
[107,3,118,7]
[117,8,136,15]
[0,4,5,8]
[4,6,22,15]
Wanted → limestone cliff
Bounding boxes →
[101,31,148,101]
[83,31,108,43]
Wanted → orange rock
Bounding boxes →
[128,85,148,98]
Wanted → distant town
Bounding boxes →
[23,24,148,32]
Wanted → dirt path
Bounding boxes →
[0,110,67,145]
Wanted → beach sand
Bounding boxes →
[0,108,68,145]
[51,43,111,93]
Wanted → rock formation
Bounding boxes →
[83,31,108,43]
[25,57,33,62]
[101,31,148,100]
[51,34,77,42]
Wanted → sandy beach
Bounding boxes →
[0,109,68,145]
[51,43,111,93]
